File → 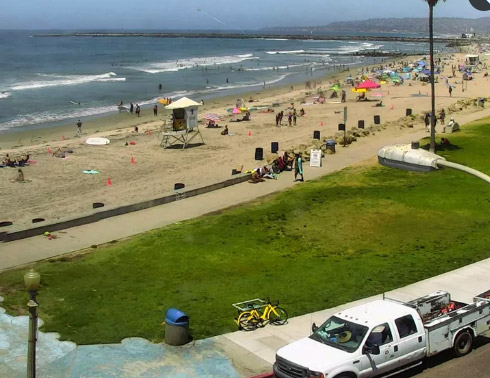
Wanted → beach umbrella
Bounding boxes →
[203,113,222,121]
[355,79,381,90]
[158,98,169,105]
[232,108,241,114]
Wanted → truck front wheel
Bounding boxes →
[454,331,473,357]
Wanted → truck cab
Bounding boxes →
[274,300,426,378]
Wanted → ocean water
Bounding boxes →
[0,31,440,134]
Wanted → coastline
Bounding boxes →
[1,49,488,230]
[0,64,354,151]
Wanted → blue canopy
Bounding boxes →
[416,60,427,66]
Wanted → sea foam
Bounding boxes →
[10,72,125,91]
[0,92,11,99]
[130,54,257,74]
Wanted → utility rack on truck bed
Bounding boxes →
[403,289,490,356]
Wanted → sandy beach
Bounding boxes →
[1,49,489,230]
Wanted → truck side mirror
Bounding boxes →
[364,344,380,355]
[312,322,318,333]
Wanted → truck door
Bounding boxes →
[360,323,400,377]
[395,315,426,367]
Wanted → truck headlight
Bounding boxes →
[308,371,325,378]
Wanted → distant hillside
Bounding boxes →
[262,17,490,35]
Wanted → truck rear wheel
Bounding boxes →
[454,331,473,357]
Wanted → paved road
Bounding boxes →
[396,337,490,378]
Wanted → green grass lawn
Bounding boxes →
[1,117,490,345]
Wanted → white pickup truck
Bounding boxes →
[274,289,490,378]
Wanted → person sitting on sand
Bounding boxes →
[17,154,29,167]
[53,148,66,158]
[356,92,366,102]
[282,151,293,170]
[249,170,265,184]
[260,166,274,179]
[299,108,305,117]
[4,155,16,167]
[221,125,229,135]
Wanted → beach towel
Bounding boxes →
[83,170,100,174]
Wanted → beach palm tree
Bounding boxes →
[425,0,446,152]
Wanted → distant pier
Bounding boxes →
[33,32,476,44]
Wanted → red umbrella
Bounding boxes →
[355,79,381,90]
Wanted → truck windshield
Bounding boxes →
[310,316,368,353]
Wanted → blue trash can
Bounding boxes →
[165,308,189,346]
[326,140,337,153]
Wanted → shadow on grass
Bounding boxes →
[420,141,463,152]
[394,336,490,378]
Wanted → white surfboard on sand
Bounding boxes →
[86,137,110,145]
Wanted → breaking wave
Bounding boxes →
[10,72,125,91]
[129,54,257,74]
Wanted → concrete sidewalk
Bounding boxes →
[1,258,488,377]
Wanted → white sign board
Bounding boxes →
[310,149,322,167]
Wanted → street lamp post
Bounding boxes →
[24,268,41,378]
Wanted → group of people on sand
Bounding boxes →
[1,153,30,167]
[249,151,304,183]
[249,165,274,183]
[275,108,303,127]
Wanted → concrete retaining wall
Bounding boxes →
[0,173,251,242]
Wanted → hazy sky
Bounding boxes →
[0,0,487,30]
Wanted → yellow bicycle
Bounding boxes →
[234,297,288,331]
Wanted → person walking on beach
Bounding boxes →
[293,109,297,126]
[294,153,304,182]
[341,90,346,103]
[76,120,82,137]
[130,103,134,114]
[279,111,284,126]
[439,109,446,125]
[448,86,453,97]
[288,112,292,127]
[153,105,158,116]
[135,105,141,117]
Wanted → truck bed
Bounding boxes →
[405,290,490,356]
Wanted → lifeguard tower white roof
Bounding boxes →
[335,300,416,328]
[165,97,202,110]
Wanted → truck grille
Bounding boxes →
[275,356,308,378]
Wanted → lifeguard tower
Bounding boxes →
[160,97,204,149]
[465,54,480,67]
